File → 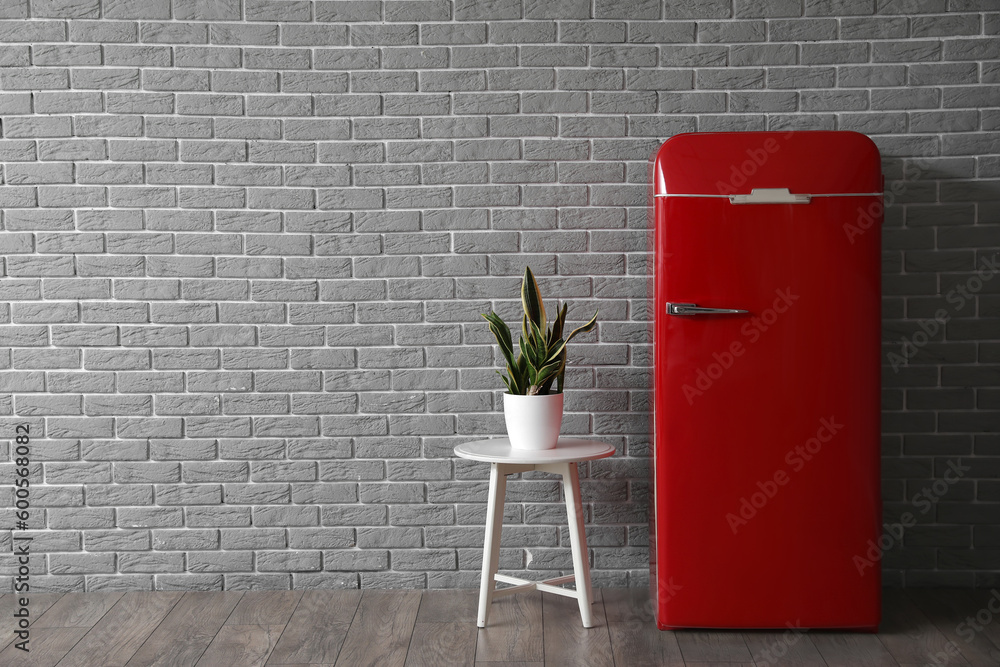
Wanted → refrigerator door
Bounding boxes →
[651,131,882,630]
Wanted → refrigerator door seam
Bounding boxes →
[653,192,883,198]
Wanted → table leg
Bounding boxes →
[562,461,595,628]
[478,462,507,628]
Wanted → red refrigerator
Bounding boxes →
[650,131,883,630]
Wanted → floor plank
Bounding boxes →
[0,594,65,653]
[0,593,66,616]
[601,587,655,624]
[542,589,614,667]
[475,592,544,663]
[417,589,479,623]
[810,632,899,667]
[196,624,284,667]
[267,590,362,665]
[125,591,244,667]
[674,630,754,663]
[878,589,971,666]
[742,629,827,666]
[0,626,91,667]
[964,589,1000,654]
[405,622,477,667]
[58,591,184,667]
[32,591,123,628]
[607,622,686,666]
[907,588,1000,667]
[226,591,302,626]
[3,592,122,666]
[591,588,687,667]
[333,590,421,667]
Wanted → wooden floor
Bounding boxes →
[1,588,999,666]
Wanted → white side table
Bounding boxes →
[454,437,615,629]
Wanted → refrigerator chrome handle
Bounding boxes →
[667,302,749,316]
[729,188,811,204]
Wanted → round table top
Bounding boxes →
[454,437,615,464]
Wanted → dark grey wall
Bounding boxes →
[0,0,997,591]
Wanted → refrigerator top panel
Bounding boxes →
[652,130,882,197]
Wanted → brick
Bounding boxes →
[872,40,942,64]
[801,42,868,64]
[49,553,116,574]
[151,439,216,461]
[186,552,252,573]
[220,350,287,371]
[0,233,40,259]
[486,68,554,93]
[801,90,868,111]
[283,528,354,550]
[243,47,310,70]
[911,63,980,87]
[222,481,288,507]
[220,573,292,589]
[379,45,447,70]
[278,71,348,94]
[64,18,133,41]
[155,484,222,505]
[731,0,798,16]
[187,506,251,527]
[912,14,980,38]
[253,505,319,527]
[355,118,421,143]
[117,507,184,528]
[837,65,906,88]
[834,15,902,38]
[207,22,275,45]
[358,483,424,504]
[871,88,940,111]
[324,370,389,391]
[101,0,168,17]
[175,47,243,72]
[175,0,240,19]
[85,395,153,417]
[802,0,872,15]
[255,551,321,572]
[325,549,388,571]
[82,528,149,552]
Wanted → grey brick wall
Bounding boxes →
[1,0,998,591]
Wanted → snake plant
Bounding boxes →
[482,267,598,396]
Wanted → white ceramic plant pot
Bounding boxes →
[503,392,564,450]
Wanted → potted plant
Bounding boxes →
[482,267,598,450]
